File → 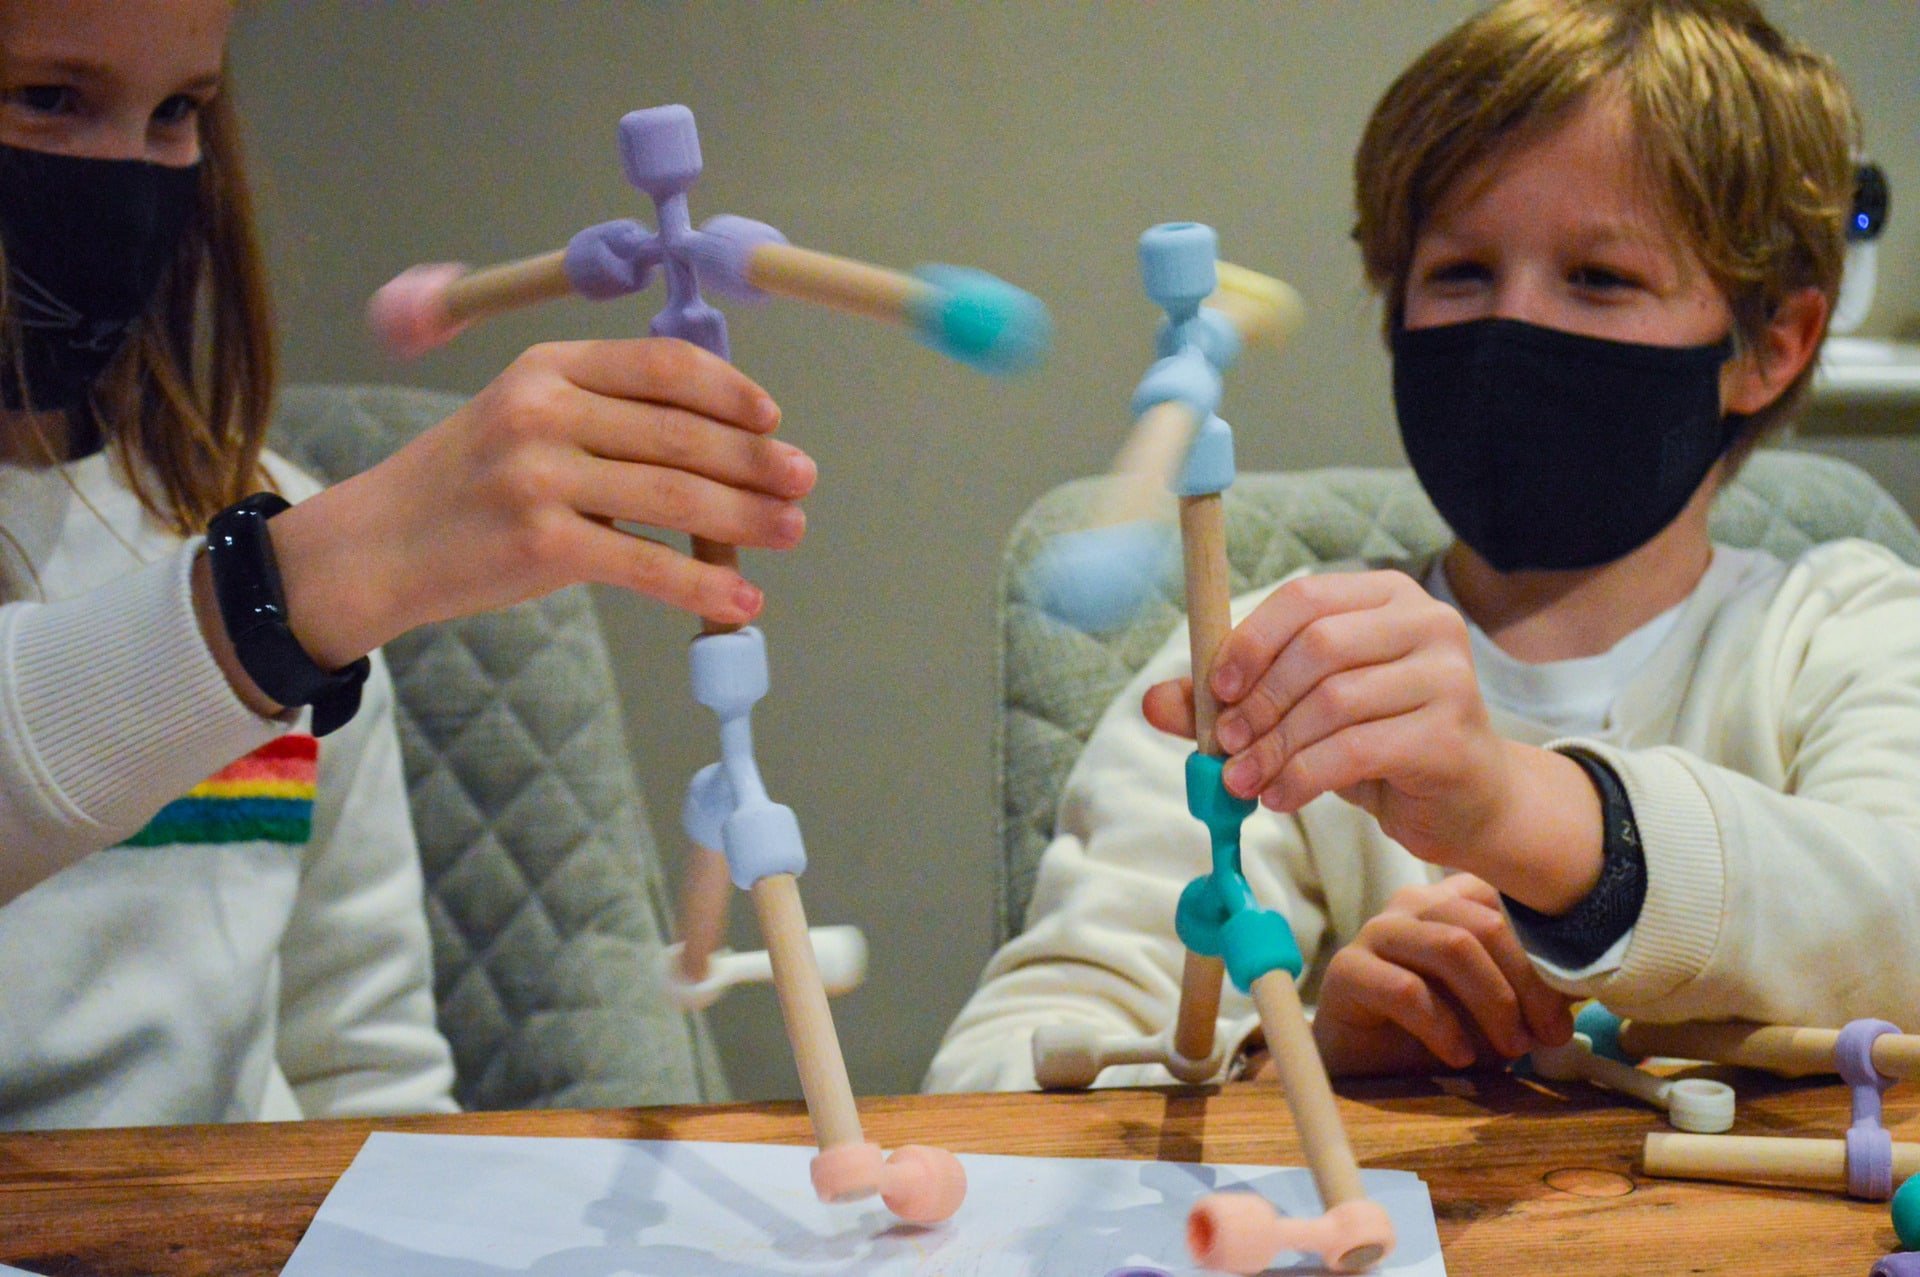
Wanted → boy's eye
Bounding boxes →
[1570,266,1636,291]
[1423,261,1491,287]
[152,94,204,128]
[9,85,76,116]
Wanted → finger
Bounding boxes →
[1215,600,1424,754]
[569,452,809,552]
[1142,677,1197,739]
[1326,945,1480,1069]
[1256,701,1459,814]
[1366,906,1534,1057]
[567,517,766,625]
[1210,570,1418,704]
[1222,655,1437,798]
[538,337,783,433]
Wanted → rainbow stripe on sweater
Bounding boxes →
[121,735,318,847]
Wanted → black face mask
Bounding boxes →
[1391,317,1738,572]
[0,144,201,414]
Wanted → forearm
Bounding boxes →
[0,545,282,900]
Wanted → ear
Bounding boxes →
[1721,287,1829,416]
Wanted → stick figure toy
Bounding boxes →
[371,103,1050,1225]
[1027,223,1390,1275]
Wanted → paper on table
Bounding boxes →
[282,1132,1445,1276]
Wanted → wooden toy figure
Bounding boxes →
[1029,224,1390,1275]
[370,103,1050,1224]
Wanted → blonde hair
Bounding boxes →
[0,88,279,534]
[1352,0,1858,457]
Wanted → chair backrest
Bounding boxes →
[271,383,726,1109]
[995,450,1920,946]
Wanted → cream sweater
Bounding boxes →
[926,541,1920,1092]
[0,449,455,1127]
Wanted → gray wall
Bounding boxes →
[229,2,1920,1102]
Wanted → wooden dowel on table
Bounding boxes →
[1620,1020,1920,1081]
[1253,970,1371,1213]
[1645,1131,1920,1191]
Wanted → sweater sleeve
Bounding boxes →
[1534,542,1920,1027]
[274,649,458,1118]
[923,617,1286,1094]
[0,541,283,903]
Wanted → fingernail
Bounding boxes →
[1216,717,1249,753]
[732,582,764,618]
[1223,757,1256,796]
[783,447,817,493]
[755,394,782,429]
[776,506,806,546]
[1214,664,1244,700]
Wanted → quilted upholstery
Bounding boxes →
[995,451,1920,946]
[270,383,726,1109]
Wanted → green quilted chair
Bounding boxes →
[995,451,1920,946]
[271,383,726,1110]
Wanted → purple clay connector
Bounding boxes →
[615,104,731,357]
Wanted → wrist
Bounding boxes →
[190,547,286,720]
[1459,742,1604,914]
[266,482,405,668]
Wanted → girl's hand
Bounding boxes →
[1141,569,1603,911]
[1309,875,1575,1076]
[271,337,816,667]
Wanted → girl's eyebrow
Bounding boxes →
[1,57,222,96]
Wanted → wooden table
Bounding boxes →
[0,1070,1910,1274]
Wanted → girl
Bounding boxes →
[929,0,1914,1089]
[0,0,815,1127]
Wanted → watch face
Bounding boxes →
[1852,161,1889,242]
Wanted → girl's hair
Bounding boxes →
[2,87,278,534]
[1352,0,1858,462]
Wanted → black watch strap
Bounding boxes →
[1502,748,1647,968]
[205,493,368,737]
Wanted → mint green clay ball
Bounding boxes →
[1891,1173,1920,1250]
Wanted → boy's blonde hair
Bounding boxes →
[1353,0,1858,459]
[0,89,278,535]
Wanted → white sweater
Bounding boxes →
[926,541,1920,1093]
[0,449,456,1127]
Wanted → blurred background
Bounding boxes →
[228,1,1919,1102]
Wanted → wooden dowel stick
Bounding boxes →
[744,242,921,327]
[442,250,573,325]
[1181,493,1233,754]
[1252,969,1369,1208]
[752,872,864,1151]
[1092,401,1194,530]
[1618,1020,1920,1081]
[1174,951,1228,1064]
[674,844,733,984]
[1644,1131,1920,1191]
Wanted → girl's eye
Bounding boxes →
[10,85,75,116]
[152,94,203,128]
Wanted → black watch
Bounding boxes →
[204,493,368,736]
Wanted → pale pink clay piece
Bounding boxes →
[1188,1193,1395,1275]
[809,1141,884,1203]
[366,262,471,358]
[879,1144,967,1223]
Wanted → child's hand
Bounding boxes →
[1309,874,1575,1076]
[272,338,816,668]
[1141,569,1603,911]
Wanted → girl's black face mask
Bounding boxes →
[1391,316,1738,573]
[0,144,201,414]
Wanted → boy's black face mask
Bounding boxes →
[0,144,201,414]
[1391,316,1738,572]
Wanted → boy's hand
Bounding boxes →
[1308,875,1574,1076]
[1141,569,1604,912]
[272,337,817,668]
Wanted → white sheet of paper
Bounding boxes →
[282,1132,1446,1276]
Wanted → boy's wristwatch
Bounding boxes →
[204,493,368,736]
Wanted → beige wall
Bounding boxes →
[229,2,1920,1101]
